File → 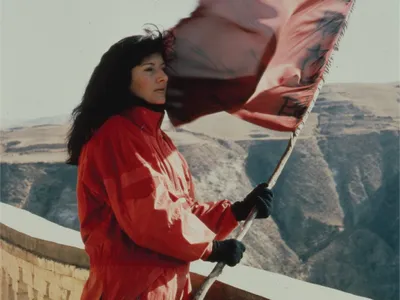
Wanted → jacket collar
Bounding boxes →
[123,106,165,135]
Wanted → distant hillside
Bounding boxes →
[0,114,70,130]
[1,82,399,300]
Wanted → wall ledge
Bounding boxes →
[0,203,371,300]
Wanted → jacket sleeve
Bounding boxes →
[93,121,214,262]
[190,200,239,241]
[186,169,239,241]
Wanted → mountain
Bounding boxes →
[1,82,399,300]
[0,114,70,130]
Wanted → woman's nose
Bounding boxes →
[157,69,168,83]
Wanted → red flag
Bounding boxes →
[165,0,355,131]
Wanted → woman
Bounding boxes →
[66,28,274,300]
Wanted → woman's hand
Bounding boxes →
[204,239,246,267]
[231,183,273,221]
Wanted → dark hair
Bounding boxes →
[66,26,174,166]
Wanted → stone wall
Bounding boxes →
[0,202,90,300]
[0,203,371,300]
[0,203,266,300]
[0,236,264,300]
[1,239,87,300]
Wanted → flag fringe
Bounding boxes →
[322,0,357,82]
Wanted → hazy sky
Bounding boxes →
[1,0,399,121]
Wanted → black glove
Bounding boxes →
[205,239,246,267]
[231,183,273,221]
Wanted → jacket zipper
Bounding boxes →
[155,129,179,193]
[157,112,179,190]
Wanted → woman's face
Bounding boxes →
[130,53,168,105]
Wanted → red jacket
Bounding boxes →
[76,106,239,299]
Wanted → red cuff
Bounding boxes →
[200,242,213,260]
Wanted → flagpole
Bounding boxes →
[192,79,323,300]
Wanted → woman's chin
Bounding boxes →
[153,97,166,105]
[142,94,166,105]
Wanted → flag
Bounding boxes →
[165,0,355,131]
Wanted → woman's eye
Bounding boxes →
[145,68,154,72]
